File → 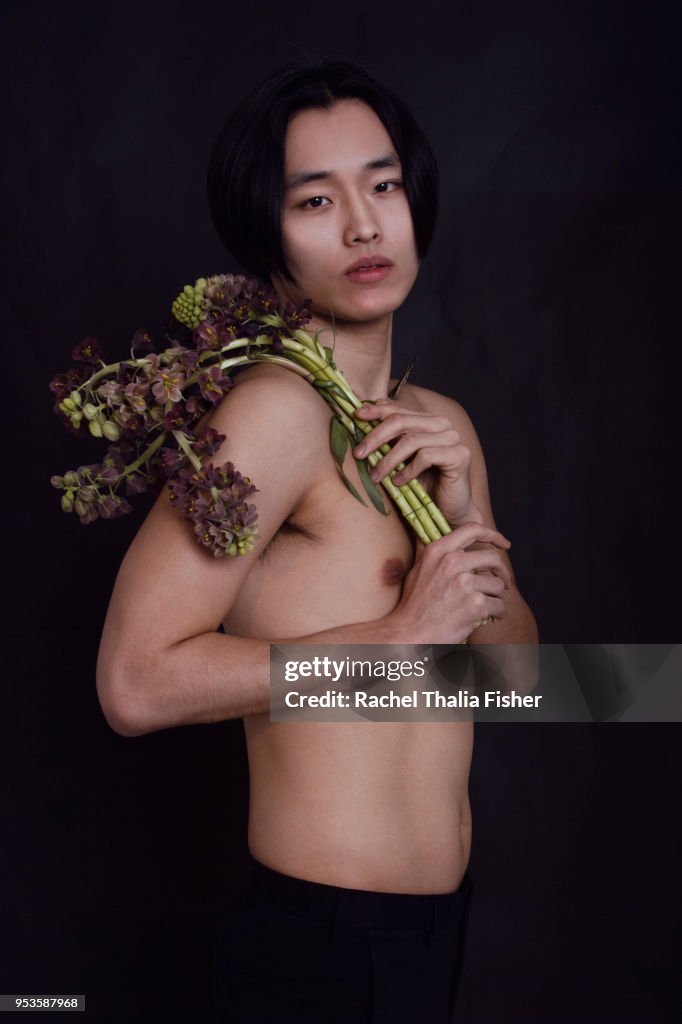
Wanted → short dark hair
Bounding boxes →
[206,58,439,284]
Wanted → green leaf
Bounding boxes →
[356,458,390,515]
[330,416,367,506]
[326,382,349,403]
[339,471,367,505]
[330,416,349,468]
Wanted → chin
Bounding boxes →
[318,283,409,323]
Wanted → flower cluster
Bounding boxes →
[49,275,312,555]
[50,272,452,556]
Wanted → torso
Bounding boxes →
[223,367,473,894]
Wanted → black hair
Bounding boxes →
[206,58,439,284]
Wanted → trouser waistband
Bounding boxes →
[246,853,473,936]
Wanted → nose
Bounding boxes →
[343,192,381,246]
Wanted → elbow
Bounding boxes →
[96,655,154,738]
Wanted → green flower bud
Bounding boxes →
[83,403,98,420]
[69,390,82,406]
[89,419,103,438]
[63,471,80,487]
[50,475,64,488]
[102,420,121,441]
[71,410,83,424]
[61,493,74,512]
[62,397,76,412]
[74,498,88,517]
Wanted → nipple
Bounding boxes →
[381,557,406,587]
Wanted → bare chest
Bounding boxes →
[222,445,416,640]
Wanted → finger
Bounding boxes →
[466,571,507,597]
[355,397,405,417]
[368,436,456,481]
[452,550,513,589]
[428,523,511,553]
[391,443,468,484]
[353,414,448,458]
[478,596,506,621]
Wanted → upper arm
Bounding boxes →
[96,368,324,693]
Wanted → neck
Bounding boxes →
[303,311,394,402]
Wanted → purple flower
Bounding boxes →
[198,366,233,405]
[160,446,183,476]
[192,427,226,458]
[196,321,220,352]
[167,460,259,557]
[72,337,102,364]
[131,328,155,352]
[151,362,186,404]
[281,300,313,330]
[123,379,150,414]
[161,402,193,432]
[125,473,148,496]
[251,286,279,315]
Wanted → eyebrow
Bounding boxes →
[285,152,401,191]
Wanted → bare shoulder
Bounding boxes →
[197,360,332,454]
[397,381,479,438]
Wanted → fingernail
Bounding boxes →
[370,469,379,481]
[354,444,366,456]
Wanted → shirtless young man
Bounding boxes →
[96,60,538,1023]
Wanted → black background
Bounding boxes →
[2,1,680,1021]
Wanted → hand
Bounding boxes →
[354,397,480,526]
[387,522,512,644]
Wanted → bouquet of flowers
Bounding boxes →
[50,274,453,557]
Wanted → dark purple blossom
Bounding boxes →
[131,328,155,352]
[192,427,226,458]
[281,300,313,330]
[198,366,233,405]
[160,446,183,476]
[167,460,259,557]
[125,473,148,496]
[72,336,102,364]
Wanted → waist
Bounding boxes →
[245,852,474,932]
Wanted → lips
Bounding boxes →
[344,255,394,284]
[344,254,394,275]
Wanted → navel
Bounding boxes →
[381,557,406,587]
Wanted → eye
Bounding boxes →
[299,195,331,209]
[375,180,403,193]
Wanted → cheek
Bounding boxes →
[283,227,338,291]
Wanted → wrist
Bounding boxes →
[379,608,430,646]
[448,502,486,528]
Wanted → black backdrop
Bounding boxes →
[2,1,680,1021]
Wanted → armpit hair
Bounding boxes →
[257,517,320,563]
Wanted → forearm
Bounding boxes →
[468,581,539,695]
[102,616,401,737]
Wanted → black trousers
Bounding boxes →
[211,854,473,1023]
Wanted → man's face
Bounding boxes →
[273,99,420,324]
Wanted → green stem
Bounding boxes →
[120,430,167,477]
[172,430,203,471]
[366,452,442,542]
